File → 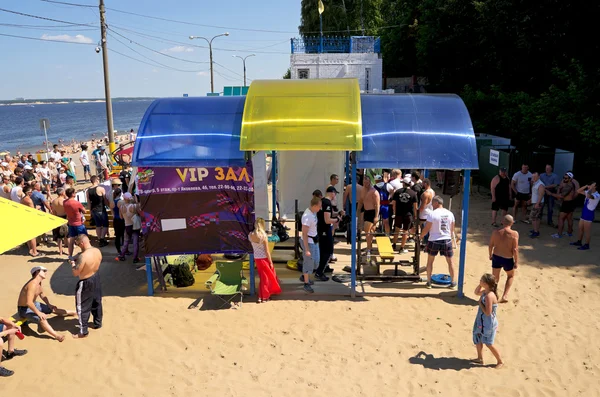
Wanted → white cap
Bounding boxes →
[24,165,33,170]
[123,192,133,200]
[1,162,8,167]
[402,176,411,184]
[30,266,48,275]
[566,172,574,178]
[374,174,383,181]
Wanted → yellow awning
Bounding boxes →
[0,197,67,254]
[240,79,362,151]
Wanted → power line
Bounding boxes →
[0,22,97,31]
[106,7,297,34]
[108,32,208,72]
[105,6,405,35]
[0,32,95,45]
[0,7,95,26]
[109,25,289,55]
[110,47,208,74]
[108,28,209,64]
[39,0,95,7]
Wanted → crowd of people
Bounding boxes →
[490,163,599,249]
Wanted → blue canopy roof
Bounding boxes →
[132,97,246,167]
[356,94,479,170]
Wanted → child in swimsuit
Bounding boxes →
[472,273,504,368]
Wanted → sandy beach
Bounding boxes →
[1,192,599,396]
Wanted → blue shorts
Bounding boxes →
[492,254,514,271]
[83,165,90,173]
[582,207,595,222]
[68,224,88,238]
[17,302,53,324]
[380,205,390,220]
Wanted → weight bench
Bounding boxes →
[375,236,414,276]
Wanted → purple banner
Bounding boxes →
[137,165,254,195]
[137,163,255,256]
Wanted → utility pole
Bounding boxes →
[99,0,116,154]
[233,54,255,87]
[190,33,229,93]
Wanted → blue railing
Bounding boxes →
[291,36,381,54]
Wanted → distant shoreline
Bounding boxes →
[0,97,157,106]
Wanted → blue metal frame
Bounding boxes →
[145,257,154,296]
[271,151,277,222]
[249,254,256,296]
[350,160,357,297]
[457,170,471,298]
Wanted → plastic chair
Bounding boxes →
[205,261,247,308]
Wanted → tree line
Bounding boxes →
[298,0,600,174]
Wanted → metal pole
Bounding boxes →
[145,257,154,296]
[249,254,255,296]
[209,43,214,93]
[43,121,50,161]
[319,13,323,53]
[99,0,116,154]
[458,169,471,298]
[271,151,277,223]
[243,58,247,87]
[345,151,350,213]
[350,156,357,297]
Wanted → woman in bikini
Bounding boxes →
[249,218,281,303]
[472,273,504,368]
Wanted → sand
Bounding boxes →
[1,191,600,396]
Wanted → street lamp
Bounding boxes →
[189,32,229,93]
[232,54,255,87]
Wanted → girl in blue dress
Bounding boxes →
[473,273,504,368]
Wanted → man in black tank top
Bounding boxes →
[86,176,109,247]
[490,167,511,227]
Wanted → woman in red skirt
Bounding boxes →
[249,218,281,303]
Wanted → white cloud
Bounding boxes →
[151,68,159,73]
[41,34,94,44]
[197,71,209,77]
[162,46,194,53]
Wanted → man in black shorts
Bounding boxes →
[511,164,532,223]
[490,167,511,226]
[391,178,417,254]
[421,196,457,288]
[549,172,577,238]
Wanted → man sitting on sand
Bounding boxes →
[17,266,77,342]
[488,215,519,303]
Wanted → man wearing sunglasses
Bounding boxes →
[548,172,577,238]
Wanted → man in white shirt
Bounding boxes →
[511,164,532,223]
[97,146,109,182]
[528,172,546,238]
[49,144,62,163]
[79,145,91,182]
[300,196,322,294]
[37,161,51,194]
[421,196,456,289]
[571,182,599,251]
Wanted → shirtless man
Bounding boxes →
[17,266,76,342]
[418,179,435,242]
[71,235,103,338]
[51,188,68,255]
[358,175,380,253]
[488,215,519,303]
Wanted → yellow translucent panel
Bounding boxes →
[0,197,67,254]
[240,79,362,151]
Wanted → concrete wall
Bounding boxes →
[290,53,382,91]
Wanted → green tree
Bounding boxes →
[299,0,382,37]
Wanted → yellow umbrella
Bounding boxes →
[0,197,67,254]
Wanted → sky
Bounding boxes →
[0,0,302,99]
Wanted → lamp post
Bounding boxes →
[189,32,229,93]
[232,54,255,87]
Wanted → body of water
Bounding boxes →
[0,99,154,152]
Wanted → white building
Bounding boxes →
[289,36,383,92]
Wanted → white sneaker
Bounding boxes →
[401,249,409,254]
[551,233,561,239]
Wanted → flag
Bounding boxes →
[318,0,325,14]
